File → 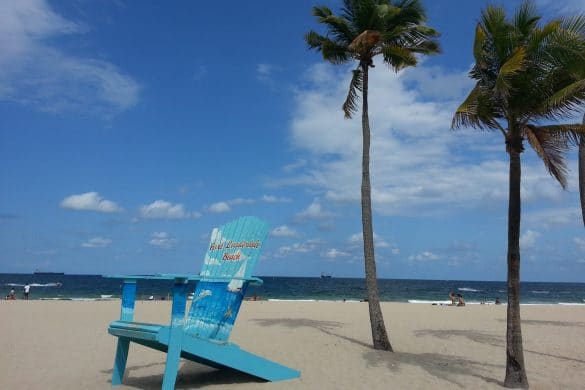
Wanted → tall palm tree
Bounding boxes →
[579,115,585,226]
[305,0,439,351]
[452,2,585,387]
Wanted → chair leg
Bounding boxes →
[112,338,130,386]
[161,341,182,390]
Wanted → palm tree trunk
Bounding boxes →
[579,115,585,227]
[360,62,392,351]
[504,144,528,388]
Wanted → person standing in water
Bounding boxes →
[23,283,30,300]
[449,291,456,305]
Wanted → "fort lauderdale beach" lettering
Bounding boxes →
[209,240,261,261]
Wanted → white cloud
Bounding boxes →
[348,233,362,245]
[272,59,577,217]
[536,0,585,14]
[520,230,540,249]
[575,237,585,251]
[149,232,177,248]
[27,249,57,256]
[283,159,307,173]
[82,237,111,248]
[262,195,291,203]
[229,198,255,205]
[257,63,275,83]
[525,207,581,228]
[60,192,123,213]
[295,199,332,221]
[409,251,441,262]
[271,225,300,238]
[401,64,474,100]
[208,201,231,213]
[0,0,139,115]
[140,200,196,219]
[207,197,257,213]
[348,232,391,248]
[276,239,322,257]
[322,248,350,259]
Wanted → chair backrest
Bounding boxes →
[184,216,269,341]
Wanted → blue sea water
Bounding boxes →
[1,274,584,305]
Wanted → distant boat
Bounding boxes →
[320,272,332,279]
[33,269,65,275]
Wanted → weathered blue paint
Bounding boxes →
[120,280,137,321]
[161,278,188,390]
[170,279,188,326]
[111,339,130,386]
[111,279,137,386]
[185,281,248,341]
[185,216,268,342]
[106,217,300,388]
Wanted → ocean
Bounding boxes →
[1,274,584,305]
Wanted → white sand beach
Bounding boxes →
[1,300,584,389]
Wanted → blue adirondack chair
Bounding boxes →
[106,216,300,389]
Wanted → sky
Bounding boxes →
[1,0,584,282]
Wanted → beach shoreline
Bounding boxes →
[1,300,584,389]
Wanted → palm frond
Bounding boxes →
[527,19,561,56]
[321,39,352,64]
[494,47,526,97]
[381,45,417,71]
[342,66,363,119]
[312,6,333,19]
[318,14,356,45]
[473,24,487,61]
[305,31,351,64]
[305,30,326,50]
[513,1,540,35]
[481,5,507,39]
[452,86,501,130]
[393,0,427,25]
[561,14,585,36]
[530,123,585,146]
[452,87,481,129]
[350,0,379,32]
[541,79,585,118]
[376,3,400,23]
[381,24,441,57]
[523,125,569,188]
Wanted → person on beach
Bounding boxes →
[495,297,501,305]
[457,294,465,306]
[23,283,30,300]
[6,289,16,300]
[449,291,457,305]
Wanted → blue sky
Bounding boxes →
[1,0,584,282]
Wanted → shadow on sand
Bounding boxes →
[497,319,585,327]
[253,318,503,388]
[101,359,262,389]
[416,328,585,365]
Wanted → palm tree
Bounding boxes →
[452,2,585,387]
[579,115,585,226]
[305,0,439,351]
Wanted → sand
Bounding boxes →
[1,300,584,389]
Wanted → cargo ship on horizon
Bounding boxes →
[33,269,65,275]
